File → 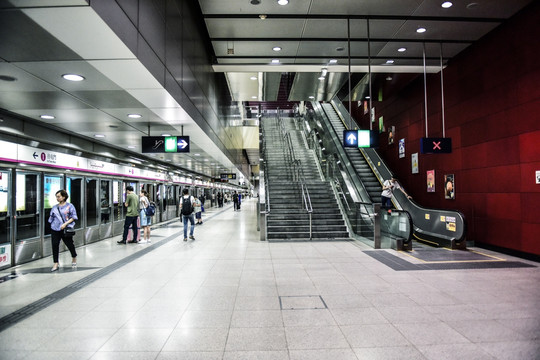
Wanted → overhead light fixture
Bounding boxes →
[277,0,288,5]
[251,96,257,99]
[318,76,325,80]
[321,68,328,76]
[128,145,136,149]
[271,59,280,64]
[62,74,85,81]
[272,46,282,51]
[386,60,395,64]
[259,14,267,20]
[386,76,393,81]
[94,134,105,138]
[161,133,171,136]
[250,0,261,4]
[398,47,407,52]
[40,114,55,120]
[250,76,257,80]
[329,59,337,64]
[441,1,453,8]
[308,96,315,99]
[127,113,142,118]
[416,27,427,33]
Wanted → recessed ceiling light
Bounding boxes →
[194,153,201,156]
[365,96,371,99]
[271,59,280,64]
[277,0,288,5]
[416,27,427,33]
[441,1,453,8]
[62,74,85,81]
[329,59,337,64]
[259,14,267,20]
[321,68,328,76]
[251,96,257,99]
[161,133,171,136]
[398,47,407,52]
[250,76,257,80]
[386,60,395,64]
[308,96,315,99]
[386,76,393,81]
[40,114,55,120]
[94,134,105,138]
[318,76,325,80]
[128,113,142,118]
[128,145,136,149]
[250,0,261,4]
[272,46,282,51]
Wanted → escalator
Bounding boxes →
[312,99,467,249]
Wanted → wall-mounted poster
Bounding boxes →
[388,126,395,145]
[379,116,384,133]
[411,153,418,174]
[427,170,435,192]
[444,174,455,199]
[399,138,405,158]
[536,170,540,184]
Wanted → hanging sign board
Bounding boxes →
[142,136,190,153]
[420,137,452,154]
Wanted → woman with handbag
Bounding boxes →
[139,190,152,243]
[48,189,78,272]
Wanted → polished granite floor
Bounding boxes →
[0,198,539,360]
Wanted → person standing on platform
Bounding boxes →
[139,190,152,243]
[118,185,139,244]
[179,188,197,241]
[380,175,411,209]
[48,190,78,272]
[194,195,203,225]
[233,191,239,211]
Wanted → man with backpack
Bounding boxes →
[179,188,197,241]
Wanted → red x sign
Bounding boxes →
[432,141,441,150]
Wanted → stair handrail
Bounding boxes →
[260,122,270,214]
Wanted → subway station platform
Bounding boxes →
[0,198,539,360]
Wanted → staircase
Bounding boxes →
[321,103,381,203]
[262,116,349,241]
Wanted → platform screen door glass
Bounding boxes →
[15,172,40,242]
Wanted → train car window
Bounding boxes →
[67,177,83,230]
[86,178,98,227]
[15,172,40,242]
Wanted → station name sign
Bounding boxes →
[142,136,190,153]
[220,173,236,180]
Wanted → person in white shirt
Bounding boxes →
[381,175,411,209]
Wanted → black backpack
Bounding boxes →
[181,196,193,215]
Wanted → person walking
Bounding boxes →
[179,188,197,241]
[118,185,139,244]
[233,191,239,211]
[48,189,78,272]
[139,190,152,243]
[380,175,412,209]
[194,195,203,225]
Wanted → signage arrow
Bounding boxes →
[33,152,38,159]
[178,139,188,149]
[347,133,357,144]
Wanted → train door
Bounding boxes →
[165,184,176,220]
[99,179,112,239]
[0,169,12,270]
[42,174,64,258]
[112,180,124,236]
[85,177,100,243]
[67,176,83,247]
[14,170,41,265]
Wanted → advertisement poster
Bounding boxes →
[44,176,62,209]
[411,153,418,174]
[0,245,10,267]
[16,174,26,211]
[536,170,540,184]
[399,138,405,158]
[388,126,395,144]
[363,101,369,115]
[427,170,435,192]
[444,174,455,200]
[378,116,384,133]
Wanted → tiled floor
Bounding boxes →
[0,198,539,360]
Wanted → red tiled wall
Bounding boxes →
[349,3,540,256]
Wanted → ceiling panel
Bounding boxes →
[205,19,306,38]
